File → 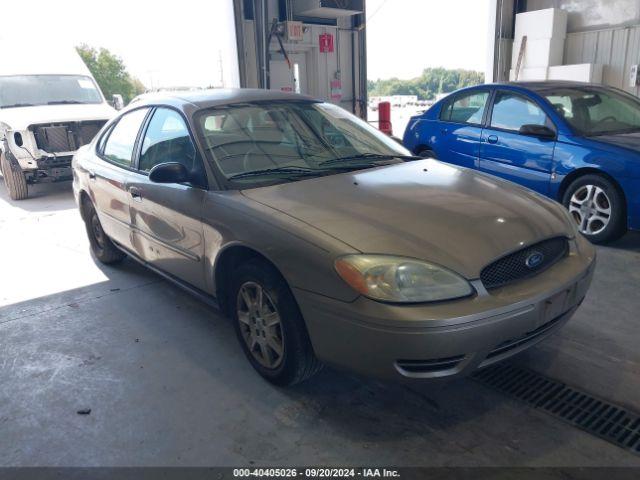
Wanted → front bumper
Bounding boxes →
[294,236,596,382]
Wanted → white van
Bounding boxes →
[0,46,117,200]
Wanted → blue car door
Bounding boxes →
[433,88,490,168]
[479,90,556,195]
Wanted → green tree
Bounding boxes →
[76,44,145,104]
[368,67,485,101]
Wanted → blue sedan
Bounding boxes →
[403,81,640,243]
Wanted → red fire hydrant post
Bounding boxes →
[378,101,393,136]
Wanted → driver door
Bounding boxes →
[127,107,208,290]
[479,90,557,195]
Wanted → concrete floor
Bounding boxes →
[1,179,640,467]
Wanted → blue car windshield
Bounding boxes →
[544,88,640,135]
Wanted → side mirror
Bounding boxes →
[112,94,125,111]
[519,124,556,139]
[149,162,191,184]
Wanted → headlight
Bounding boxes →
[334,255,474,303]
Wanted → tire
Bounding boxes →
[418,148,437,159]
[562,174,626,244]
[231,259,322,386]
[1,152,28,200]
[82,198,126,264]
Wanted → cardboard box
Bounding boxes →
[512,37,564,68]
[514,8,568,40]
[509,67,548,81]
[547,64,603,83]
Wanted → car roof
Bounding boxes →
[130,88,319,109]
[491,81,610,92]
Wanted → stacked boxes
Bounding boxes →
[510,8,567,81]
[509,7,602,83]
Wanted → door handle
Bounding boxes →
[88,171,96,180]
[128,186,143,202]
[487,135,499,144]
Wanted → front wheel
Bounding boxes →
[562,174,626,244]
[1,153,28,200]
[231,259,321,386]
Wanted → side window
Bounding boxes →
[139,108,197,173]
[490,92,549,131]
[440,91,489,125]
[102,108,149,167]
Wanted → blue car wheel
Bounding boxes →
[562,174,626,244]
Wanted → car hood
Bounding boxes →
[0,103,116,130]
[241,159,573,279]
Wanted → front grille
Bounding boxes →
[480,237,569,290]
[34,125,75,152]
[396,355,465,374]
[32,121,106,153]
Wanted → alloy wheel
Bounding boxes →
[568,184,611,236]
[236,281,284,369]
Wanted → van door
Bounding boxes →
[479,90,556,195]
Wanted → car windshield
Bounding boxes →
[543,87,640,136]
[0,75,103,108]
[195,101,412,187]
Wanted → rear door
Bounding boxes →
[433,88,490,168]
[90,107,150,251]
[479,90,556,195]
[126,107,208,290]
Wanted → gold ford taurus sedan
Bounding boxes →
[72,89,596,385]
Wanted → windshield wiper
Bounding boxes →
[228,166,323,181]
[47,100,85,105]
[1,103,36,108]
[318,153,421,167]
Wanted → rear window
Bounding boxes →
[440,90,489,125]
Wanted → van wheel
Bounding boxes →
[1,153,28,200]
[562,174,626,244]
[82,198,126,264]
[231,259,322,386]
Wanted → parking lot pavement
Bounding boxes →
[1,180,640,467]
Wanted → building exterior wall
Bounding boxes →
[565,25,640,95]
[527,0,640,33]
[488,0,640,92]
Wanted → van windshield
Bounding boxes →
[0,75,103,108]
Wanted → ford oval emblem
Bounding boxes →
[525,251,545,269]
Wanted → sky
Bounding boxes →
[366,0,491,80]
[1,0,490,89]
[0,0,240,89]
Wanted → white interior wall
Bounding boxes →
[241,19,357,108]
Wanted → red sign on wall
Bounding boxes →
[319,33,334,53]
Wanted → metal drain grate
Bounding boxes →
[473,363,640,455]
